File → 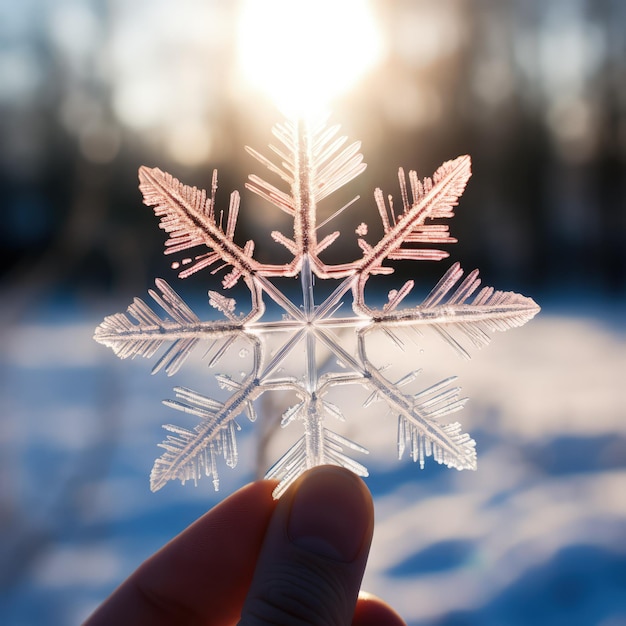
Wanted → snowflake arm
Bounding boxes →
[94,278,249,376]
[151,373,261,492]
[245,119,366,276]
[265,388,370,499]
[333,155,471,286]
[139,166,266,284]
[357,331,476,470]
[359,262,541,359]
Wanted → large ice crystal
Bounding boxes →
[95,117,540,498]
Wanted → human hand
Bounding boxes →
[84,466,405,625]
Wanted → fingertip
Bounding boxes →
[240,466,375,625]
[287,466,374,562]
[353,591,407,626]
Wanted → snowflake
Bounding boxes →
[95,117,540,498]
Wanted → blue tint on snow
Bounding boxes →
[1,296,625,626]
[523,435,626,476]
[388,540,475,577]
[435,546,626,626]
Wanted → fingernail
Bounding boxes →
[287,467,372,562]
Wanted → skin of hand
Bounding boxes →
[84,465,405,626]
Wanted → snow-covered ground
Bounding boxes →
[1,296,625,625]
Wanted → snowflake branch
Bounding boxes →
[357,331,476,471]
[139,166,264,284]
[150,336,264,491]
[246,119,366,276]
[266,396,369,499]
[356,262,541,359]
[336,155,471,282]
[151,333,311,492]
[94,278,249,376]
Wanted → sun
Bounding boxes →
[236,0,383,119]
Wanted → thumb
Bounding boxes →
[239,466,374,626]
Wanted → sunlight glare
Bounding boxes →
[237,0,383,118]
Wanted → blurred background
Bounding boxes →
[1,0,625,624]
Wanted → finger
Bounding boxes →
[239,466,375,626]
[353,591,407,626]
[84,479,278,626]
